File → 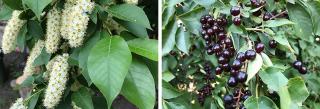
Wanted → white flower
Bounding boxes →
[43,53,69,109]
[9,98,27,109]
[1,11,26,54]
[60,0,94,47]
[124,0,138,5]
[45,8,61,53]
[72,101,82,109]
[23,40,45,76]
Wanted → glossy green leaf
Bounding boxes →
[261,53,273,67]
[307,1,320,36]
[279,87,293,109]
[162,20,177,56]
[27,89,43,109]
[163,71,175,82]
[264,19,294,27]
[228,24,244,34]
[87,36,132,109]
[115,19,148,38]
[71,88,94,109]
[287,77,309,103]
[107,4,151,29]
[259,67,288,91]
[23,0,52,20]
[20,76,34,88]
[274,34,294,52]
[163,81,182,99]
[193,0,216,8]
[179,7,206,35]
[3,0,23,10]
[121,58,155,109]
[27,20,44,40]
[17,24,27,50]
[0,5,13,20]
[246,54,263,84]
[127,38,158,61]
[175,28,190,54]
[244,96,278,109]
[33,48,51,66]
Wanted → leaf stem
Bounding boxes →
[245,28,264,32]
[270,10,288,19]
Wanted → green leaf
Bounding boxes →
[259,67,288,92]
[163,71,175,82]
[115,19,148,38]
[162,20,177,56]
[20,76,34,88]
[71,88,94,109]
[27,20,44,40]
[0,5,13,20]
[307,1,320,36]
[244,96,279,109]
[162,81,182,99]
[33,48,51,66]
[23,0,52,20]
[179,7,206,35]
[121,58,155,109]
[175,28,190,54]
[193,0,216,8]
[279,86,293,109]
[287,77,309,103]
[260,53,273,67]
[228,24,244,34]
[246,54,263,84]
[127,38,158,61]
[107,4,151,29]
[274,34,294,52]
[3,0,23,10]
[162,6,175,28]
[166,0,185,7]
[264,19,294,27]
[87,36,132,109]
[17,24,27,50]
[27,89,42,109]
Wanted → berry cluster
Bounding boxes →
[197,62,215,105]
[223,88,252,109]
[292,60,308,74]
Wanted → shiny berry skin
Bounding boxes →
[236,71,247,83]
[233,17,241,26]
[212,44,222,53]
[222,63,231,71]
[230,69,239,76]
[245,50,256,60]
[223,94,234,104]
[244,90,252,96]
[221,18,228,26]
[255,43,265,53]
[228,76,238,87]
[201,30,206,36]
[200,18,207,24]
[232,59,243,70]
[218,32,227,40]
[299,66,307,74]
[239,104,246,109]
[236,52,246,62]
[269,40,277,48]
[207,18,215,25]
[263,12,272,21]
[203,35,210,40]
[218,56,229,64]
[224,38,233,47]
[205,15,212,19]
[222,50,231,58]
[216,18,222,25]
[215,66,223,75]
[230,6,241,16]
[207,49,214,55]
[250,0,261,7]
[241,95,250,101]
[202,23,210,29]
[212,25,219,33]
[292,60,302,69]
[252,10,262,16]
[207,28,214,36]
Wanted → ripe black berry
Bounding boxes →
[221,18,228,26]
[207,18,215,25]
[223,94,234,104]
[252,10,262,16]
[236,71,247,83]
[236,52,246,62]
[202,23,210,30]
[213,44,222,53]
[222,50,231,58]
[244,90,252,96]
[215,66,223,75]
[218,32,227,40]
[222,63,231,71]
[212,25,219,33]
[269,40,277,48]
[203,35,210,40]
[299,66,307,74]
[263,12,272,21]
[230,6,241,16]
[218,56,229,64]
[200,18,207,24]
[241,95,250,101]
[207,28,214,36]
[205,15,212,19]
[292,60,302,69]
[230,69,239,76]
[245,50,256,60]
[224,38,233,47]
[233,17,241,26]
[201,30,207,36]
[228,76,238,87]
[255,43,264,53]
[207,48,214,55]
[232,59,243,70]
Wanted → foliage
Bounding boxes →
[162,0,320,109]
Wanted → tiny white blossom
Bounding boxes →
[1,11,26,54]
[23,40,45,76]
[45,8,62,53]
[9,98,27,109]
[43,54,70,108]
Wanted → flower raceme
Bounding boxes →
[124,0,138,5]
[43,54,70,108]
[23,40,45,76]
[1,11,26,54]
[60,0,94,47]
[45,8,61,53]
[9,98,27,109]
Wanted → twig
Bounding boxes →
[270,11,288,19]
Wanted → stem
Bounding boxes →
[255,75,259,97]
[245,28,264,32]
[24,88,44,103]
[270,11,288,19]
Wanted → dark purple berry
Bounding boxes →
[244,90,252,96]
[218,56,229,64]
[236,52,246,62]
[221,18,228,26]
[223,94,234,104]
[252,10,262,16]
[269,40,277,48]
[232,59,243,70]
[293,60,302,69]
[245,50,256,60]
[207,18,215,25]
[236,71,247,83]
[263,12,272,21]
[255,43,265,53]
[207,49,214,55]
[215,66,223,75]
[207,28,214,36]
[241,95,250,101]
[202,23,210,29]
[200,18,207,24]
[222,50,231,58]
[203,35,210,40]
[233,17,241,26]
[221,63,231,71]
[213,44,222,53]
[205,15,212,19]
[230,69,239,76]
[218,32,227,40]
[228,76,238,87]
[201,30,207,36]
[231,6,241,16]
[299,66,307,74]
[212,25,219,33]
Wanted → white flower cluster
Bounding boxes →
[1,11,26,54]
[9,98,27,109]
[23,40,45,76]
[72,101,82,109]
[124,0,138,5]
[45,8,61,53]
[43,54,69,109]
[61,0,95,47]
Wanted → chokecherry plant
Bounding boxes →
[0,0,158,108]
[162,0,320,109]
